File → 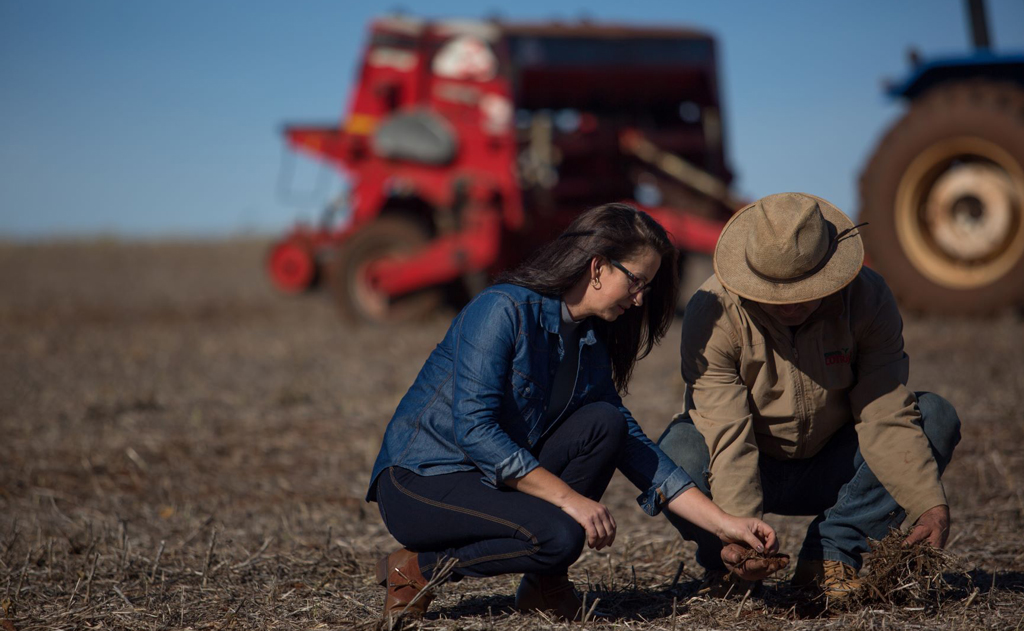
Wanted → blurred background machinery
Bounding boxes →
[267,16,737,323]
[269,0,1024,322]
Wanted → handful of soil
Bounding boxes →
[734,549,791,576]
[723,544,791,579]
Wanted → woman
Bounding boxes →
[367,203,779,621]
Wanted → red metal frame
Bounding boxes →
[269,16,735,301]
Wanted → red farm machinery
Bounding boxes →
[268,16,740,323]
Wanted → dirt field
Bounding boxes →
[1,240,1022,630]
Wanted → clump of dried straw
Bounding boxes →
[854,530,973,609]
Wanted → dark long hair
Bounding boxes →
[496,203,679,393]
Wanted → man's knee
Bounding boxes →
[657,415,711,495]
[916,392,962,467]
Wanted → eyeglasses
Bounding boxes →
[608,259,652,295]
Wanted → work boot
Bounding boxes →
[792,558,863,599]
[376,548,435,620]
[515,573,584,621]
[697,568,760,598]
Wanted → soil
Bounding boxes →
[1,239,1022,630]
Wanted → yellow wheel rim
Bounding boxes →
[895,136,1024,289]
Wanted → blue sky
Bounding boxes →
[2,0,1023,238]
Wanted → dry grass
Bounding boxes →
[853,530,974,609]
[1,240,1023,630]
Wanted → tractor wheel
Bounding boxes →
[327,216,442,324]
[859,80,1024,315]
[267,238,319,293]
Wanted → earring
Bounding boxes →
[592,278,601,289]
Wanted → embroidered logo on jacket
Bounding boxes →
[824,348,852,365]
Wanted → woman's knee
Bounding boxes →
[535,512,586,570]
[577,402,628,447]
[916,392,962,466]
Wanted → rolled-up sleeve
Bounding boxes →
[596,384,694,516]
[452,293,541,486]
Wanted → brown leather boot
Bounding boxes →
[376,548,434,619]
[792,558,863,599]
[514,573,584,621]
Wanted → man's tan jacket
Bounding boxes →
[680,268,946,525]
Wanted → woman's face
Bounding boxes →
[591,248,661,322]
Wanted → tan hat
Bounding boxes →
[713,192,865,304]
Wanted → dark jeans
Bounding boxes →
[656,391,961,571]
[375,402,627,580]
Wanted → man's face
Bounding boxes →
[757,298,823,327]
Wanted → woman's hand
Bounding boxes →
[665,489,787,580]
[717,515,778,554]
[717,516,788,581]
[666,488,779,553]
[559,494,617,550]
[505,466,617,550]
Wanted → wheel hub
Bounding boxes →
[925,163,1016,261]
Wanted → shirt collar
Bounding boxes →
[542,293,597,344]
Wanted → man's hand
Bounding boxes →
[905,505,950,548]
[720,543,790,581]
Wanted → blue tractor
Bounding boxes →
[859,0,1024,314]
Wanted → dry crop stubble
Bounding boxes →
[0,240,1022,630]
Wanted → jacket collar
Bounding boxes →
[540,292,598,345]
[540,292,563,334]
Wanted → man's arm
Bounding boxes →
[849,278,948,543]
[681,291,763,518]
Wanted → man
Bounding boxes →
[658,192,961,598]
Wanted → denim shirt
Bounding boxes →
[366,284,694,516]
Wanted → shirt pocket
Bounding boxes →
[510,369,546,402]
[815,335,856,390]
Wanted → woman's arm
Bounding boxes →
[666,487,777,552]
[450,292,543,486]
[666,487,786,580]
[505,467,617,550]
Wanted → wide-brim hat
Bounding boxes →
[714,192,865,304]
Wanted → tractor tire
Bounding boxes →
[859,80,1024,315]
[327,216,442,324]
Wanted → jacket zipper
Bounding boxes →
[790,333,809,459]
